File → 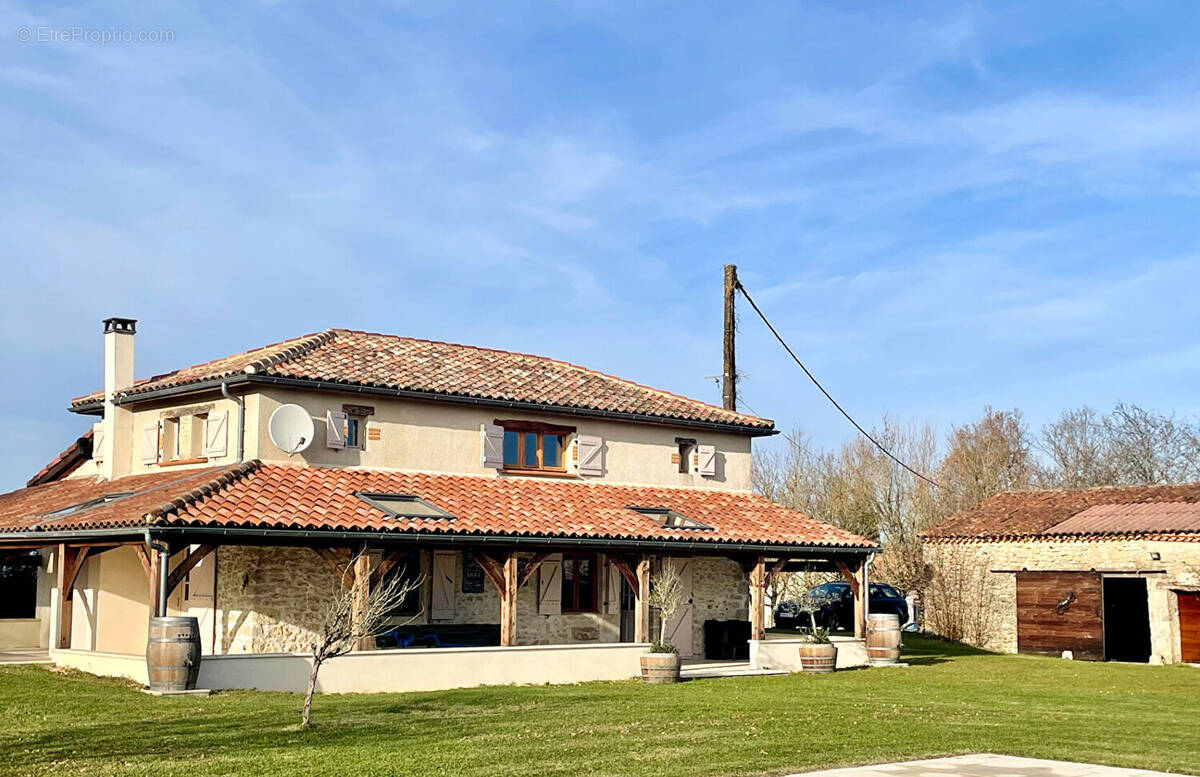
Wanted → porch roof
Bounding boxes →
[0,461,874,552]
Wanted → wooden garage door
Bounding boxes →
[1016,572,1103,661]
[1180,592,1200,663]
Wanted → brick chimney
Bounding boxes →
[99,317,136,480]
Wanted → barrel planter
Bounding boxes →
[798,642,837,673]
[640,652,681,684]
[866,613,902,665]
[146,616,201,691]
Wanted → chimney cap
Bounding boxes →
[102,317,137,335]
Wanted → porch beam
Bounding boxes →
[54,544,89,650]
[610,556,639,592]
[500,552,518,647]
[764,557,789,587]
[634,555,651,643]
[517,553,549,589]
[313,547,354,588]
[749,556,766,641]
[471,551,506,594]
[352,552,372,651]
[165,545,216,599]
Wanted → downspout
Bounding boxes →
[220,381,245,462]
[143,529,170,618]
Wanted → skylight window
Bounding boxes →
[40,492,134,520]
[628,506,713,531]
[356,492,454,520]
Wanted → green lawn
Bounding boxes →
[1,637,1197,777]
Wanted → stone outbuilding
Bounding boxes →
[922,483,1200,664]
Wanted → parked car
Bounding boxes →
[775,581,909,632]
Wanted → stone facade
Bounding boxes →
[213,545,750,656]
[922,537,1200,663]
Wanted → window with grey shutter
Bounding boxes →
[92,421,105,463]
[326,410,347,449]
[431,551,456,620]
[577,435,604,476]
[480,423,504,468]
[697,444,716,477]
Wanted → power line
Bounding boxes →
[735,280,945,490]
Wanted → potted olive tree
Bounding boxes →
[641,564,686,683]
[796,590,838,673]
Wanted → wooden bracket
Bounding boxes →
[165,545,216,598]
[764,557,789,587]
[369,549,410,589]
[471,551,507,595]
[610,556,639,592]
[834,560,860,599]
[518,553,549,589]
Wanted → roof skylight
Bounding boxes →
[356,492,455,520]
[628,506,713,531]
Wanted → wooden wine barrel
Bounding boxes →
[147,616,201,691]
[866,613,902,665]
[640,653,681,684]
[797,643,837,673]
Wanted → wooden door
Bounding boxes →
[1016,571,1103,661]
[1179,592,1200,663]
[663,558,694,658]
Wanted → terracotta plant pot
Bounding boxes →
[640,652,681,684]
[798,642,837,674]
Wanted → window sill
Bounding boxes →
[500,468,577,479]
[157,457,210,467]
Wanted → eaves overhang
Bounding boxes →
[69,374,779,437]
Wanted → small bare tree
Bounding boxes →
[646,563,686,652]
[301,554,421,728]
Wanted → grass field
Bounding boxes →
[1,637,1197,777]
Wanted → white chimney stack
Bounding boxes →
[100,317,136,480]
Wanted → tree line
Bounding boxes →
[753,402,1200,594]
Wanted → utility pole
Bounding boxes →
[722,264,738,411]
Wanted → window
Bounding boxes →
[561,553,598,612]
[356,493,454,520]
[162,414,206,462]
[380,551,422,617]
[676,438,696,474]
[345,417,361,449]
[342,404,373,450]
[0,554,38,619]
[496,420,573,473]
[628,506,713,531]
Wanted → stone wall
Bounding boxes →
[922,537,1200,663]
[212,546,750,655]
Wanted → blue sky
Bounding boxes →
[3,2,1199,491]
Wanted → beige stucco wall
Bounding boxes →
[750,635,868,670]
[244,387,753,491]
[922,538,1200,663]
[70,545,153,654]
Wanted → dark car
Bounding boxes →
[775,581,909,632]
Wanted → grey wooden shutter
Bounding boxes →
[204,411,228,457]
[697,444,716,477]
[326,410,347,449]
[431,551,456,620]
[577,435,604,476]
[537,554,562,615]
[603,556,622,615]
[480,423,504,468]
[92,421,105,463]
[140,421,160,464]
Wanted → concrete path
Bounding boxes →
[786,754,1189,777]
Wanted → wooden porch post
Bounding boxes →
[55,544,76,649]
[634,555,651,643]
[500,552,518,647]
[352,552,372,651]
[855,556,869,639]
[749,557,766,641]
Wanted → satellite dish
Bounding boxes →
[268,404,314,455]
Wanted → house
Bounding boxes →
[0,318,875,692]
[922,484,1200,664]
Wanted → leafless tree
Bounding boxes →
[937,407,1031,516]
[922,550,999,647]
[646,562,686,651]
[301,554,421,728]
[1104,402,1200,484]
[1035,406,1115,488]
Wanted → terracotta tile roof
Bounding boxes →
[70,329,772,432]
[1045,502,1200,536]
[0,461,872,550]
[0,465,244,533]
[26,429,93,487]
[923,481,1200,541]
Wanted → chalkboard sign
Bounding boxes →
[462,554,485,594]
